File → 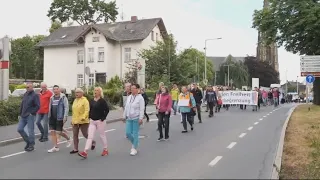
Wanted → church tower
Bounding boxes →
[256,0,279,72]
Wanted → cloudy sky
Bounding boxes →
[0,0,301,84]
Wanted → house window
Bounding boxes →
[156,33,158,42]
[88,48,94,63]
[92,37,100,42]
[77,74,84,87]
[151,31,154,41]
[124,48,131,63]
[77,50,84,64]
[88,74,95,86]
[98,47,104,62]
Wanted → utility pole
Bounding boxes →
[214,71,217,86]
[285,69,288,94]
[296,76,299,95]
[204,38,222,83]
[223,64,231,87]
[168,33,171,84]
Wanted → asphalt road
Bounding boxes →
[0,104,295,179]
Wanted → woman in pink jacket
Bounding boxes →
[156,86,172,141]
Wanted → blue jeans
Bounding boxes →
[172,100,177,113]
[36,113,49,139]
[125,118,140,149]
[17,115,36,145]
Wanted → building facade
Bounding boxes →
[37,16,167,89]
[256,0,279,72]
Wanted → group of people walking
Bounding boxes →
[16,81,225,158]
[17,82,109,158]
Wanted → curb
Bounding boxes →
[271,105,298,179]
[0,111,156,147]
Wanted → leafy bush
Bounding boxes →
[0,97,21,126]
[9,84,16,92]
[15,84,27,89]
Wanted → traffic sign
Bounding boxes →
[300,56,320,76]
[306,75,315,83]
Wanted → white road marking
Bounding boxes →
[269,112,272,114]
[248,126,253,130]
[254,122,259,125]
[267,113,270,115]
[208,156,223,167]
[0,151,28,159]
[149,119,158,122]
[227,142,237,149]
[239,133,246,138]
[259,118,263,121]
[263,116,266,118]
[0,129,116,159]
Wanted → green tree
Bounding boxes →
[252,0,320,105]
[244,56,279,87]
[139,34,178,88]
[177,48,214,84]
[216,55,249,88]
[49,20,62,33]
[139,35,214,88]
[10,35,45,80]
[47,0,118,25]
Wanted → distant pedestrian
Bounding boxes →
[140,88,150,122]
[70,88,96,154]
[205,85,217,117]
[170,84,180,115]
[156,86,172,141]
[154,82,164,130]
[47,85,71,153]
[78,87,109,159]
[273,88,279,107]
[178,86,196,133]
[190,83,203,123]
[36,82,53,142]
[17,82,40,152]
[123,84,145,156]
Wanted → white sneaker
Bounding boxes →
[48,147,60,153]
[130,148,137,156]
[66,140,71,148]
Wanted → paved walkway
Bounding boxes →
[0,106,155,142]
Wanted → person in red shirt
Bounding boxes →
[156,86,172,141]
[36,82,53,142]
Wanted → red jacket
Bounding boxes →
[38,90,53,114]
[156,93,172,113]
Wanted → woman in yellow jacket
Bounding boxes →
[70,88,95,154]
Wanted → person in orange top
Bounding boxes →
[36,82,53,142]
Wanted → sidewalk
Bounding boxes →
[0,105,155,146]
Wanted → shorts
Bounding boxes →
[49,117,64,132]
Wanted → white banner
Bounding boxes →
[221,91,258,105]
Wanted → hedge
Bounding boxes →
[0,97,21,126]
[0,89,157,126]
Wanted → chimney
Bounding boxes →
[131,16,138,23]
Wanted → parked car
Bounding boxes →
[11,88,44,97]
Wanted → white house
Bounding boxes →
[37,16,168,89]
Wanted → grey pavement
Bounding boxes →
[0,104,295,179]
[0,105,156,145]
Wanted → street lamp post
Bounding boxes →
[296,76,299,95]
[204,37,222,83]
